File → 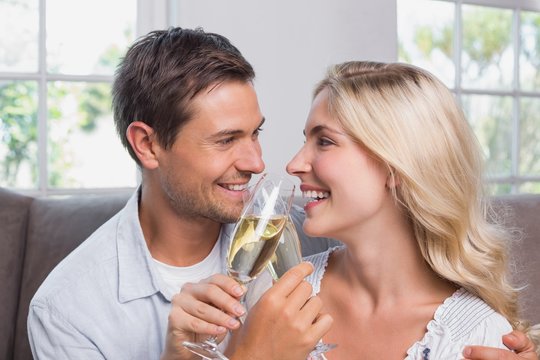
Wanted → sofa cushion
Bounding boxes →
[0,188,33,360]
[13,192,130,360]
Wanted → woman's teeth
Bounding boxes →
[303,190,330,201]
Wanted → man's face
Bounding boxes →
[157,80,265,223]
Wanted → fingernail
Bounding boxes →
[228,318,240,328]
[216,326,227,333]
[234,304,245,316]
[462,346,471,357]
[232,285,244,296]
[506,333,517,341]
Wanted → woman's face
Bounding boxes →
[286,89,391,240]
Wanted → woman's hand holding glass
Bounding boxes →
[267,219,337,359]
[225,262,333,360]
[183,173,296,359]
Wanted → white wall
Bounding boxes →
[172,0,397,177]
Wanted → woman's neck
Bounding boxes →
[326,209,454,311]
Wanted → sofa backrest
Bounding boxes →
[0,188,33,360]
[0,189,131,360]
[493,194,540,325]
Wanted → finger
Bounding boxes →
[283,280,314,310]
[502,331,537,353]
[307,313,334,342]
[199,274,247,299]
[171,308,229,337]
[462,345,522,360]
[176,295,242,331]
[272,262,314,297]
[179,282,246,318]
[298,294,324,320]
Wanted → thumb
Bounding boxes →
[502,330,536,353]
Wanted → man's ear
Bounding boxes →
[126,121,160,170]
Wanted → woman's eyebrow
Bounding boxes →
[304,124,344,137]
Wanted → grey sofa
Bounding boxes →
[1,187,539,359]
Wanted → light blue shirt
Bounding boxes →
[27,190,233,359]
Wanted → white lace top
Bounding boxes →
[305,246,513,360]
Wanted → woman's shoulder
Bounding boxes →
[435,288,512,340]
[303,245,343,295]
[407,288,512,359]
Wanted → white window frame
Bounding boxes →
[0,0,170,196]
[438,0,540,193]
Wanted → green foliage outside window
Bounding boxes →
[399,2,540,194]
[0,81,37,186]
[0,81,111,188]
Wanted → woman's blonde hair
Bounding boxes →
[315,61,539,348]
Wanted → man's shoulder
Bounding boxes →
[30,214,121,310]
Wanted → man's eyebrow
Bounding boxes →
[210,129,243,139]
[209,117,266,139]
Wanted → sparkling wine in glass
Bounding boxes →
[267,218,337,359]
[183,174,295,360]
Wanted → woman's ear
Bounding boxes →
[126,121,160,170]
[386,170,400,189]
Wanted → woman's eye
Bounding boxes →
[317,137,334,146]
[252,126,263,138]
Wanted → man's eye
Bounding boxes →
[253,126,264,137]
[219,137,235,145]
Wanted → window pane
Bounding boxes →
[0,0,39,72]
[461,95,513,177]
[47,81,137,188]
[520,11,540,91]
[46,0,136,75]
[519,181,540,193]
[486,182,512,196]
[462,5,513,90]
[0,81,38,188]
[520,97,540,176]
[397,0,455,87]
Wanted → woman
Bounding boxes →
[282,61,539,359]
[169,61,539,360]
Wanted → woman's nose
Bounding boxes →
[286,146,310,176]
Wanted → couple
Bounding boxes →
[28,27,538,359]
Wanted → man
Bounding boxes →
[28,27,537,360]
[28,26,333,360]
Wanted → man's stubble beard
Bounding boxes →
[163,180,242,224]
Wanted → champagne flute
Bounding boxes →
[267,218,337,359]
[183,173,295,360]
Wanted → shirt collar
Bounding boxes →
[116,189,162,303]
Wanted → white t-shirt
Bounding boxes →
[305,246,513,360]
[153,236,224,299]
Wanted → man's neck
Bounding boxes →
[138,188,222,267]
